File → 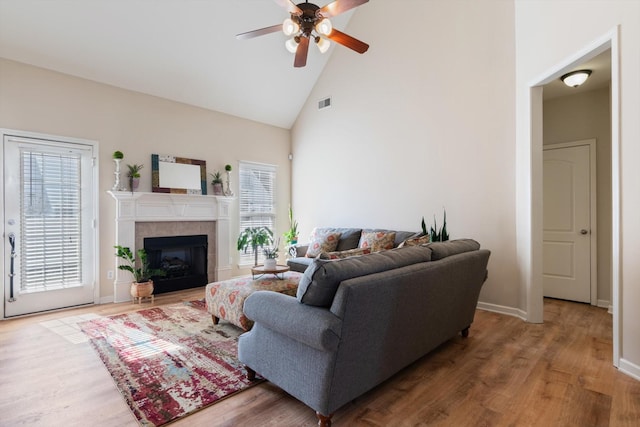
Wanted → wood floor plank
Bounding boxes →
[1,291,639,426]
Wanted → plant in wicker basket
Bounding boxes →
[115,245,166,300]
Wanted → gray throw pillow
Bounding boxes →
[297,245,432,307]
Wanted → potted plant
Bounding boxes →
[237,226,273,266]
[126,163,143,192]
[210,171,224,195]
[283,205,299,245]
[223,164,234,196]
[262,238,280,269]
[114,245,165,302]
[111,151,125,191]
[421,210,449,242]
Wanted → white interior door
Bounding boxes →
[543,142,595,303]
[3,134,97,317]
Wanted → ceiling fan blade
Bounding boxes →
[294,36,310,68]
[236,24,282,40]
[327,29,369,53]
[273,0,303,16]
[317,0,369,18]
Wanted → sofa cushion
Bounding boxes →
[358,231,396,252]
[334,228,364,251]
[398,234,431,248]
[287,256,314,272]
[318,247,372,260]
[428,239,480,260]
[297,245,432,307]
[306,228,342,258]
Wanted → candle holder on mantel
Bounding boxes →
[112,158,125,191]
[224,170,234,197]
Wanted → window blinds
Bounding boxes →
[20,150,83,291]
[238,162,276,265]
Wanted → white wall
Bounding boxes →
[515,1,640,375]
[292,1,520,309]
[544,88,612,306]
[0,58,292,299]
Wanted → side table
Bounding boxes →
[251,264,290,280]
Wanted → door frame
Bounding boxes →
[543,139,598,306]
[1,128,100,320]
[526,27,620,366]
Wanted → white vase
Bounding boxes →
[264,258,277,270]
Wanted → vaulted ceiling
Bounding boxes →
[0,1,611,130]
[0,0,358,129]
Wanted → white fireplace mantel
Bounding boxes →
[108,191,234,302]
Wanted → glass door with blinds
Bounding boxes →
[3,134,97,317]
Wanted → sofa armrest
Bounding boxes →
[243,291,341,352]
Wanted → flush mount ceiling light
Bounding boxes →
[561,70,592,88]
[236,0,370,68]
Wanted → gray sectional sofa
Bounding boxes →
[238,239,490,426]
[287,227,419,272]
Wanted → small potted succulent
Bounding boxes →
[114,245,165,302]
[210,171,224,195]
[127,163,143,192]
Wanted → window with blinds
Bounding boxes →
[238,161,276,266]
[20,150,83,291]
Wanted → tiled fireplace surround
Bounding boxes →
[109,192,234,303]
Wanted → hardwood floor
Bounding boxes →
[1,290,639,426]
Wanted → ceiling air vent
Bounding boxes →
[318,97,332,110]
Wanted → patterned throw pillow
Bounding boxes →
[318,247,372,260]
[358,231,396,252]
[398,234,431,248]
[305,228,342,258]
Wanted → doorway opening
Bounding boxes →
[529,29,620,366]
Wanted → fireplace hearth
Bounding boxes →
[144,235,208,294]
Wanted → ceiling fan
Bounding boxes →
[236,0,370,68]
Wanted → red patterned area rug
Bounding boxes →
[79,300,259,426]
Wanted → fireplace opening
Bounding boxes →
[144,234,208,294]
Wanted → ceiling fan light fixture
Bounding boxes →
[282,18,299,36]
[315,18,333,36]
[561,69,592,87]
[285,37,299,53]
[315,36,330,53]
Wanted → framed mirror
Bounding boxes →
[151,154,207,194]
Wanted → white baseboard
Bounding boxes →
[597,299,610,309]
[99,296,114,305]
[619,358,640,381]
[476,301,527,321]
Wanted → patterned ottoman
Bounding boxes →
[205,271,302,331]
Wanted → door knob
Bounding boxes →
[580,229,589,235]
